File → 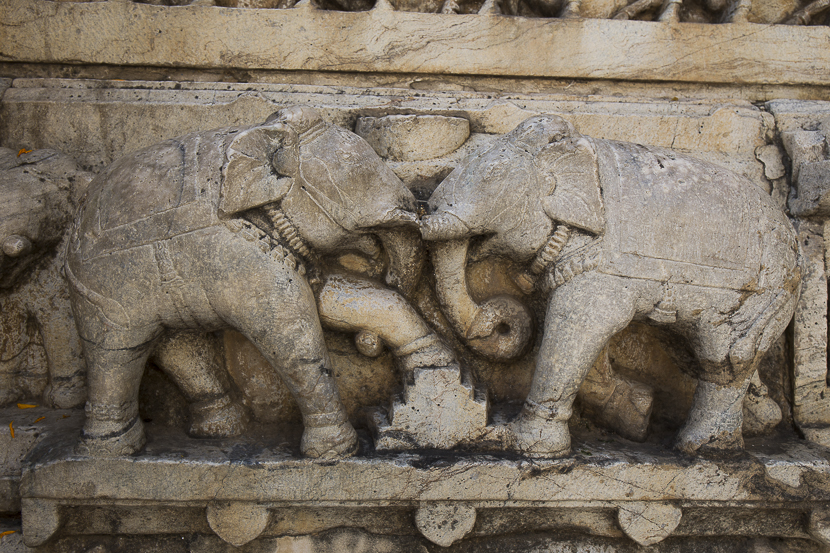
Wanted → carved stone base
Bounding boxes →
[17,422,830,550]
[370,365,492,450]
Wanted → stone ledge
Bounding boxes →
[17,424,830,547]
[20,425,830,504]
[1,0,829,86]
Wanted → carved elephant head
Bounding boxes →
[419,115,604,359]
[220,106,424,295]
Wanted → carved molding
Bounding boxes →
[1,0,829,85]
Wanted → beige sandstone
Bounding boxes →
[2,1,830,549]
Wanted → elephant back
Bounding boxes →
[594,139,797,291]
[74,128,239,261]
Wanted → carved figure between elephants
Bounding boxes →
[421,115,802,457]
[66,106,450,458]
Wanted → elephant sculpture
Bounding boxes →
[66,106,427,458]
[420,115,801,456]
[1,148,93,409]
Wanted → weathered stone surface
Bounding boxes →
[792,221,830,436]
[2,0,830,85]
[372,365,490,450]
[0,149,93,410]
[422,114,800,457]
[415,503,476,547]
[789,160,830,218]
[3,25,830,549]
[16,421,830,548]
[783,130,827,181]
[356,115,470,161]
[206,501,270,546]
[0,407,83,514]
[617,502,682,546]
[0,79,774,185]
[579,348,654,442]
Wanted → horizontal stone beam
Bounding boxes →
[1,0,829,86]
[19,437,830,504]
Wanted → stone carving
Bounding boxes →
[612,0,749,22]
[0,148,93,409]
[784,126,830,445]
[66,106,437,458]
[421,115,802,457]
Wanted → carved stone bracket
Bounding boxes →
[616,501,682,546]
[414,502,477,547]
[20,498,61,548]
[206,501,270,547]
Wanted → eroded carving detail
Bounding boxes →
[66,106,431,458]
[421,115,802,457]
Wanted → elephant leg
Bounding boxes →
[202,230,357,459]
[151,331,248,439]
[511,272,639,456]
[677,288,796,454]
[37,295,87,409]
[77,336,156,457]
[675,374,751,455]
[226,305,357,458]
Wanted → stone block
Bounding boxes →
[356,114,470,161]
[790,160,830,218]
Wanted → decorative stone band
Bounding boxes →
[84,401,139,422]
[546,240,604,292]
[513,224,572,293]
[393,333,442,358]
[263,205,313,262]
[299,120,328,145]
[304,410,349,428]
[522,398,573,422]
[530,225,572,276]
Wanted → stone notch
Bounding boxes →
[21,498,62,548]
[785,130,830,218]
[371,365,490,450]
[355,115,470,162]
[617,502,683,546]
[415,502,477,547]
[809,507,830,547]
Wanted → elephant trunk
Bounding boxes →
[429,238,533,360]
[376,227,425,299]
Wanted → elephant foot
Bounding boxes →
[42,378,87,409]
[742,374,782,437]
[675,380,748,455]
[76,416,146,457]
[301,413,358,459]
[508,403,571,458]
[188,394,249,438]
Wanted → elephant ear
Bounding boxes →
[537,136,605,235]
[219,122,297,216]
